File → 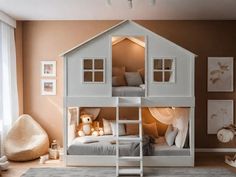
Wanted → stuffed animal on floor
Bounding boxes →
[217,124,236,168]
[78,114,95,136]
[0,156,9,171]
[217,124,236,143]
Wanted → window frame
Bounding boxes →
[82,58,105,84]
[152,57,176,83]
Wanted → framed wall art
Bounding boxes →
[208,57,234,92]
[207,100,234,134]
[41,79,56,96]
[41,61,56,77]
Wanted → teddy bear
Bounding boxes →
[78,114,94,137]
[77,114,104,137]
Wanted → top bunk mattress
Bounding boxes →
[112,86,145,97]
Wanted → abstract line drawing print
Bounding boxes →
[208,57,233,92]
[207,100,234,134]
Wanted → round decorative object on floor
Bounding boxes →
[0,155,9,171]
[217,124,236,168]
[4,114,49,161]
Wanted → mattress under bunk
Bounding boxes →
[112,86,145,97]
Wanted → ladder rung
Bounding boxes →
[119,156,142,161]
[118,137,142,142]
[119,168,142,175]
[118,120,141,124]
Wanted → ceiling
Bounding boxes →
[0,0,236,20]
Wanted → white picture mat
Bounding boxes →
[208,57,234,92]
[207,100,234,134]
[41,79,56,95]
[41,61,56,77]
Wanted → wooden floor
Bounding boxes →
[1,153,236,177]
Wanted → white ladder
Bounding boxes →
[116,106,143,177]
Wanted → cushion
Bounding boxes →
[137,68,145,82]
[126,124,139,135]
[112,66,125,76]
[102,119,112,135]
[175,131,186,148]
[165,125,178,146]
[110,121,126,136]
[125,72,143,86]
[112,76,127,86]
[173,109,189,148]
[4,114,49,161]
[143,122,159,138]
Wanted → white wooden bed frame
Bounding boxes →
[63,97,195,167]
[61,20,196,167]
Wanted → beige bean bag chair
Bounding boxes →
[4,114,49,161]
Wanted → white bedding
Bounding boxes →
[153,142,190,156]
[68,135,139,156]
[68,135,190,156]
[71,135,116,144]
[112,86,145,97]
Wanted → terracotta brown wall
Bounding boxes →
[22,21,119,145]
[136,21,236,148]
[19,20,236,148]
[112,39,145,72]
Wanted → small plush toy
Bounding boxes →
[91,121,102,137]
[98,128,104,136]
[78,114,94,137]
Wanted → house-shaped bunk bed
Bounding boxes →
[61,20,196,174]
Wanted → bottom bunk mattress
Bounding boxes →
[67,135,190,156]
[112,86,145,97]
[153,142,190,156]
[68,135,152,156]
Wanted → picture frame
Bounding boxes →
[41,61,56,77]
[207,100,234,134]
[41,79,56,96]
[207,57,234,92]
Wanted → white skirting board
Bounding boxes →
[66,155,194,167]
[196,148,236,153]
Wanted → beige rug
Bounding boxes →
[21,167,236,177]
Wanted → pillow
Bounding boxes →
[112,76,126,87]
[112,66,125,77]
[143,122,158,138]
[126,124,139,135]
[75,137,99,144]
[110,121,126,136]
[137,68,145,82]
[102,119,112,135]
[165,125,178,146]
[125,72,143,86]
[173,111,189,148]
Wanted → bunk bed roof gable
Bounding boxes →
[60,20,197,57]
